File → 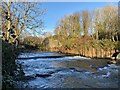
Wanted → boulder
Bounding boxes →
[111,52,120,60]
[116,53,120,60]
[107,60,117,64]
[35,73,52,78]
[109,51,120,64]
[21,75,35,81]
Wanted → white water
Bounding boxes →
[17,52,119,88]
[18,52,60,58]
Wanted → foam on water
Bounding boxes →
[16,52,119,88]
[18,52,91,62]
[97,64,119,79]
[18,52,59,58]
[64,56,91,60]
[101,72,111,78]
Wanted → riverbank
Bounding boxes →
[18,48,113,62]
[18,47,112,59]
[58,50,120,65]
[17,46,120,65]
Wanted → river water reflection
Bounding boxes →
[16,52,119,88]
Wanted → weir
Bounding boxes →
[16,52,119,88]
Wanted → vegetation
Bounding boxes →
[1,2,45,88]
[1,2,45,44]
[1,3,120,89]
[2,40,24,89]
[22,36,45,51]
[17,5,120,58]
[54,6,119,40]
[47,5,120,58]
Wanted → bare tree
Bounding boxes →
[94,6,118,41]
[81,10,90,37]
[54,12,81,37]
[1,2,45,44]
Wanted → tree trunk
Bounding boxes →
[6,2,11,42]
[96,29,98,40]
[112,35,115,42]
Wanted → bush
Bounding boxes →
[23,36,43,50]
[2,40,24,89]
[100,39,116,51]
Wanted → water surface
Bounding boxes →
[16,52,119,88]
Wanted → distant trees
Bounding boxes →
[54,12,81,37]
[52,5,120,58]
[1,2,45,44]
[54,5,119,41]
[16,5,119,55]
[81,10,90,37]
[23,36,44,50]
[94,6,118,41]
[43,31,52,38]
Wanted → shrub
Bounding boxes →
[2,40,24,89]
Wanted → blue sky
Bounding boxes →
[40,2,117,34]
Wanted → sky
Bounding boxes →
[40,2,117,34]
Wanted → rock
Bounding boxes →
[58,51,62,53]
[107,60,117,64]
[110,51,120,64]
[35,73,52,78]
[90,65,98,69]
[22,76,35,81]
[116,53,120,60]
[111,52,120,60]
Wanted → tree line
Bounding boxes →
[1,2,119,58]
[54,5,119,41]
[19,5,120,58]
[51,5,120,58]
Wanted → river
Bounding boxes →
[16,52,119,88]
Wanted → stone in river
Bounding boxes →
[35,73,52,78]
[107,60,117,64]
[111,52,120,60]
[116,53,120,60]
